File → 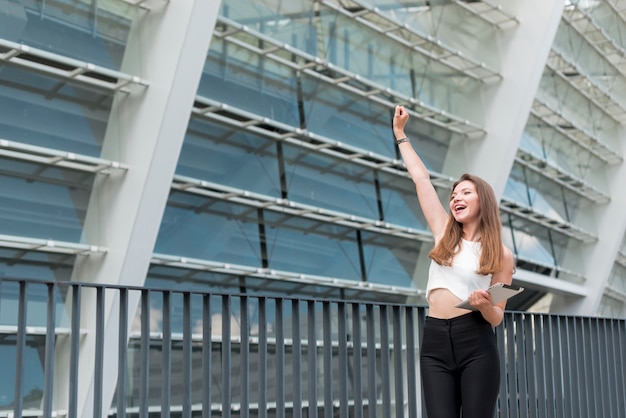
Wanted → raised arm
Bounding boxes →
[393,105,449,238]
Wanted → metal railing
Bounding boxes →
[0,277,624,418]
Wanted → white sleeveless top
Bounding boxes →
[426,239,491,302]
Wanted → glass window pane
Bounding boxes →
[263,211,362,281]
[201,38,300,126]
[179,119,282,197]
[283,144,378,218]
[1,0,135,71]
[0,67,112,156]
[361,232,425,291]
[0,166,92,242]
[156,195,262,266]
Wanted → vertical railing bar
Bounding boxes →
[161,291,172,418]
[337,302,348,418]
[405,307,417,418]
[533,315,546,418]
[117,289,129,418]
[13,280,27,418]
[68,284,81,418]
[570,317,583,417]
[543,316,555,418]
[139,289,150,418]
[351,303,363,418]
[322,301,332,418]
[307,300,318,418]
[222,294,232,418]
[580,318,595,417]
[379,305,391,418]
[366,304,377,418]
[43,282,56,418]
[575,318,587,417]
[291,300,302,418]
[391,306,403,418]
[182,292,192,418]
[202,294,212,418]
[562,315,573,418]
[522,314,537,417]
[505,313,517,418]
[416,308,427,417]
[603,320,615,418]
[516,313,528,417]
[554,316,565,418]
[617,320,626,418]
[276,298,285,418]
[593,318,611,418]
[241,296,250,418]
[259,297,267,418]
[593,318,605,418]
[93,286,105,418]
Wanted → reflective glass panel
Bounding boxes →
[201,38,300,127]
[0,67,112,156]
[263,211,362,281]
[155,194,262,267]
[360,231,424,290]
[0,164,92,242]
[180,119,281,197]
[282,143,378,218]
[1,0,135,71]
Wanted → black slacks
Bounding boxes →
[420,311,500,418]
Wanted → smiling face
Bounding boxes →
[449,180,480,224]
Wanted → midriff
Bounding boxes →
[427,288,473,319]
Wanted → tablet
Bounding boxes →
[455,283,524,311]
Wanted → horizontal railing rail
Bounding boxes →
[0,277,624,418]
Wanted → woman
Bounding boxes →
[392,105,515,418]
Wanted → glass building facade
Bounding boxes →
[1,0,626,414]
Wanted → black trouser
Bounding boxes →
[420,311,500,418]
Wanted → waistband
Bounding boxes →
[425,311,489,327]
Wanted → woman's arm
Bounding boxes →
[468,246,515,327]
[393,105,449,238]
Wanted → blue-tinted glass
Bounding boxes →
[283,144,378,218]
[509,216,555,267]
[0,67,110,156]
[0,337,45,409]
[378,171,429,232]
[0,169,91,242]
[179,119,281,196]
[263,211,361,281]
[301,76,392,156]
[1,0,133,71]
[503,166,530,206]
[201,39,299,126]
[361,232,423,290]
[0,277,70,327]
[155,195,261,266]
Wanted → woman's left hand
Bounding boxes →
[468,289,493,311]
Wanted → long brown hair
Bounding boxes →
[428,173,504,275]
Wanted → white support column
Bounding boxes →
[442,0,564,198]
[54,1,222,417]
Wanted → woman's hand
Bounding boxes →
[393,105,409,138]
[468,289,493,311]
